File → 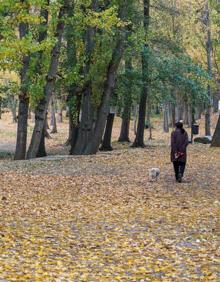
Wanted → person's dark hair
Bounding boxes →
[175,121,185,134]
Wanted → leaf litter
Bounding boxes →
[0,144,220,281]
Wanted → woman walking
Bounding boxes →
[171,122,189,183]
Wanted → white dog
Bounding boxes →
[149,168,160,182]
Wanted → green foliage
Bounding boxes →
[0,79,19,99]
[0,0,219,125]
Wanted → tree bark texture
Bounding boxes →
[50,98,58,133]
[100,113,115,151]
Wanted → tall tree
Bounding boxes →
[27,1,68,159]
[35,0,50,158]
[64,1,79,149]
[14,0,30,160]
[204,0,213,136]
[132,0,150,147]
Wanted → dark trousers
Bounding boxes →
[173,161,186,180]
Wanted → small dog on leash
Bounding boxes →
[148,168,160,182]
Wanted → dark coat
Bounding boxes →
[171,129,189,163]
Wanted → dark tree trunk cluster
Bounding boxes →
[71,2,128,155]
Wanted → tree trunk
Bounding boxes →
[50,98,57,133]
[198,105,203,120]
[31,112,35,123]
[100,113,115,151]
[119,117,130,142]
[169,103,175,128]
[69,127,79,153]
[133,105,138,136]
[69,95,81,153]
[170,88,176,127]
[28,108,32,119]
[132,70,148,146]
[72,1,97,154]
[205,91,212,136]
[205,0,212,136]
[192,106,196,124]
[50,114,57,133]
[163,103,169,133]
[213,95,219,113]
[65,109,72,146]
[118,57,132,143]
[24,0,50,157]
[15,97,29,160]
[168,102,172,127]
[147,102,152,140]
[72,87,95,154]
[176,103,183,121]
[66,95,81,148]
[36,118,47,158]
[183,101,188,125]
[44,115,51,139]
[12,107,17,123]
[26,4,67,159]
[36,132,47,158]
[195,105,201,120]
[188,105,192,127]
[66,106,69,118]
[155,105,160,115]
[64,1,81,149]
[15,5,30,160]
[211,114,220,147]
[132,0,150,148]
[205,107,211,135]
[175,106,179,122]
[9,98,17,123]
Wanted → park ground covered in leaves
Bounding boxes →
[0,113,220,282]
[0,139,220,281]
